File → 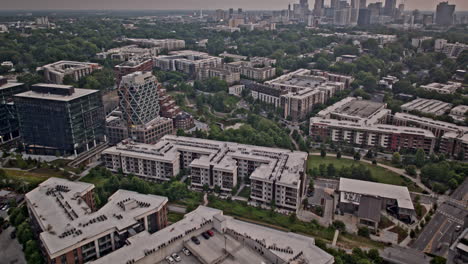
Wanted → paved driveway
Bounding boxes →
[0,226,26,264]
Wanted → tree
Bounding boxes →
[327,164,336,177]
[308,178,314,193]
[320,147,326,158]
[332,220,346,232]
[431,256,446,264]
[405,165,417,177]
[354,152,361,161]
[358,226,370,238]
[336,151,342,159]
[415,149,426,168]
[392,152,401,166]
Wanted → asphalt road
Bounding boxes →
[411,179,467,258]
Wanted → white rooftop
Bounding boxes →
[339,178,414,210]
[14,84,99,102]
[26,178,168,258]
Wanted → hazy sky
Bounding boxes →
[2,0,468,11]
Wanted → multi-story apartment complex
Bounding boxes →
[154,50,222,77]
[449,105,468,122]
[310,117,436,153]
[26,178,168,264]
[0,76,26,144]
[42,61,102,84]
[250,69,352,120]
[114,59,153,87]
[224,61,276,81]
[90,206,334,264]
[197,67,240,85]
[392,112,465,138]
[96,45,159,61]
[158,88,181,119]
[401,98,452,116]
[122,38,185,51]
[14,84,106,156]
[102,135,308,212]
[420,82,462,94]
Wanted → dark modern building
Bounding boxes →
[435,1,456,26]
[0,76,26,144]
[14,84,106,156]
[383,0,396,16]
[357,8,371,26]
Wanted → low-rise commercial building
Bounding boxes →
[42,61,102,84]
[26,178,168,264]
[338,178,415,229]
[102,135,308,212]
[91,206,334,264]
[173,112,195,130]
[401,98,452,116]
[420,82,462,94]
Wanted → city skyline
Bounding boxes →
[2,0,468,11]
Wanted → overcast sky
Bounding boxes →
[2,0,468,11]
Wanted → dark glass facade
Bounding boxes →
[14,85,106,155]
[0,81,26,143]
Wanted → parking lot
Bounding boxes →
[157,250,200,264]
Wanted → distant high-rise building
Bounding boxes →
[383,0,397,16]
[0,77,26,144]
[357,8,372,26]
[229,8,234,17]
[238,8,243,14]
[300,0,309,8]
[435,1,455,26]
[313,0,325,16]
[14,84,105,155]
[350,0,359,23]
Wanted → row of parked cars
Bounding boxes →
[191,229,214,245]
[165,247,191,263]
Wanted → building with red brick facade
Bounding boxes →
[114,59,153,87]
[26,178,168,264]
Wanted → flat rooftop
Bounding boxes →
[91,206,334,264]
[339,178,414,210]
[336,99,385,119]
[401,98,452,115]
[26,178,168,258]
[14,84,98,102]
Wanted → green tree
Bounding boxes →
[336,151,342,159]
[354,152,361,161]
[320,148,326,158]
[405,165,417,177]
[392,152,401,166]
[415,148,426,168]
[358,226,370,238]
[327,164,336,177]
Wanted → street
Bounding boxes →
[0,225,26,264]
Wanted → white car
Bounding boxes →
[182,247,191,256]
[165,256,175,264]
[171,253,181,262]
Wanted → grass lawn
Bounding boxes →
[208,197,384,249]
[168,212,184,224]
[80,172,109,187]
[237,186,250,198]
[3,168,65,185]
[307,156,423,192]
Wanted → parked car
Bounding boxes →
[207,230,214,237]
[182,247,191,256]
[171,253,181,262]
[201,232,210,240]
[191,236,200,245]
[165,256,175,264]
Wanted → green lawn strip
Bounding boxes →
[3,168,59,185]
[80,173,109,187]
[168,212,184,224]
[208,197,382,249]
[307,156,423,192]
[237,187,251,198]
